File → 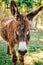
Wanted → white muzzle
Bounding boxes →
[18,41,27,51]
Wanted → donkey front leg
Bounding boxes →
[12,49,17,65]
[19,55,24,65]
[6,45,10,55]
[9,43,17,65]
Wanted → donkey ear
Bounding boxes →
[10,0,19,16]
[27,6,43,20]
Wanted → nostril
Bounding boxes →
[25,50,27,53]
[18,50,27,56]
[18,50,20,53]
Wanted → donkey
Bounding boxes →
[1,0,43,65]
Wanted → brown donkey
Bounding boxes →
[1,0,43,65]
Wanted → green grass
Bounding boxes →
[0,39,12,65]
[0,31,43,65]
[27,31,43,52]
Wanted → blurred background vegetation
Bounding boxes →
[0,0,43,65]
[0,0,43,13]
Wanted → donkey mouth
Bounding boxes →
[18,41,27,55]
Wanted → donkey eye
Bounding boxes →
[26,31,29,35]
[16,31,19,35]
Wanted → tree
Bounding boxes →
[17,0,35,8]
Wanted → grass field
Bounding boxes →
[0,31,43,65]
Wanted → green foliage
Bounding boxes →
[34,0,41,7]
[16,0,43,13]
[40,47,43,51]
[0,0,43,13]
[2,0,10,8]
[17,0,36,13]
[0,1,2,6]
[17,0,43,8]
[34,61,43,65]
[17,0,35,8]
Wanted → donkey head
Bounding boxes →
[10,0,43,55]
